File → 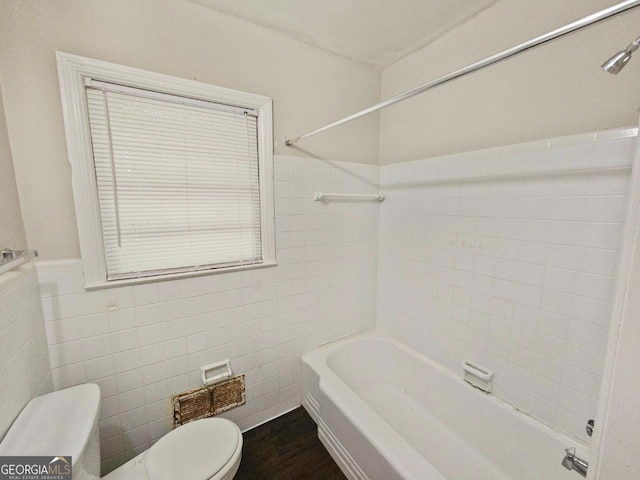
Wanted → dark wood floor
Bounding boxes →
[236,407,347,480]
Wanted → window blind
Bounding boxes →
[85,82,262,280]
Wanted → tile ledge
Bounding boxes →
[382,126,638,169]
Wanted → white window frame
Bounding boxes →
[56,52,275,289]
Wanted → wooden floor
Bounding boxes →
[235,407,347,480]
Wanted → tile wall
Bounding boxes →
[38,155,379,474]
[28,129,638,467]
[0,263,52,437]
[377,128,637,442]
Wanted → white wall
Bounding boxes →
[593,127,640,479]
[0,0,381,261]
[38,155,379,475]
[379,0,640,164]
[0,88,26,250]
[0,264,52,438]
[596,254,640,478]
[377,128,635,442]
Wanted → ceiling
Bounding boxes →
[192,0,497,69]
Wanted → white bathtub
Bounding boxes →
[302,332,589,480]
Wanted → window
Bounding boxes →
[57,53,275,288]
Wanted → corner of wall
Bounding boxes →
[0,84,27,250]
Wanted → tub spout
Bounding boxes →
[562,448,588,478]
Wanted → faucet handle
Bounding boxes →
[562,447,589,478]
[586,419,594,437]
[562,447,576,470]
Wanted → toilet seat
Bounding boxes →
[146,418,242,480]
[103,418,242,480]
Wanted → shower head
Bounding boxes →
[602,50,632,74]
[602,36,640,74]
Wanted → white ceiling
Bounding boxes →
[192,0,497,69]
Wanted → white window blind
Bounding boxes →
[85,81,263,281]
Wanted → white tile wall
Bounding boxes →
[28,130,636,466]
[377,130,636,443]
[0,263,53,438]
[37,155,379,474]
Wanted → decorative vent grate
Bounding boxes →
[172,374,245,428]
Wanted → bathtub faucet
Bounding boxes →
[562,447,588,478]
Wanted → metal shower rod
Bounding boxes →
[284,0,640,147]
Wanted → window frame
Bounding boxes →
[57,52,275,289]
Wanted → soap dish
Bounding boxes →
[462,360,494,393]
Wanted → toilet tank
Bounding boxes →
[0,384,101,480]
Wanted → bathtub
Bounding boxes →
[302,332,588,480]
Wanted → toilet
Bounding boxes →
[0,384,242,480]
[103,414,242,480]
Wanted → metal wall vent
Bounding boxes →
[172,374,246,428]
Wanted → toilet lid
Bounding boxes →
[146,418,240,480]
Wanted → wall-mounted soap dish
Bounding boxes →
[200,359,232,385]
[462,360,494,393]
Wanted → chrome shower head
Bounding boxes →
[602,36,640,74]
[602,50,632,74]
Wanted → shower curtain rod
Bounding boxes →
[284,0,640,147]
